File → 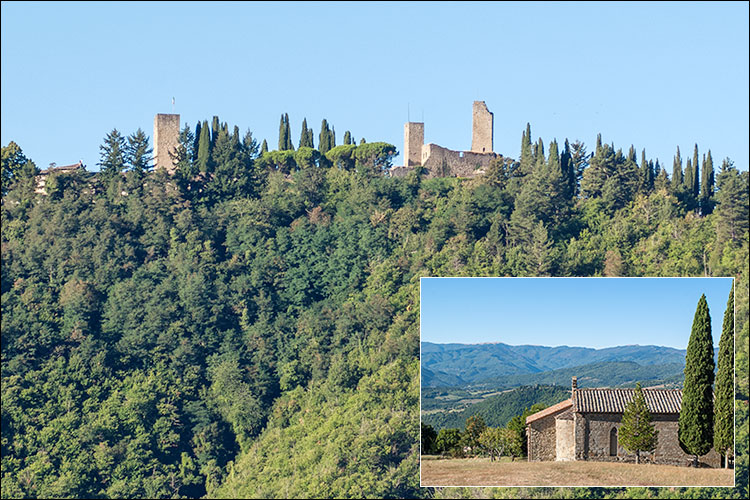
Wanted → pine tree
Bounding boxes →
[714,284,734,467]
[679,294,715,465]
[125,128,152,173]
[619,383,658,464]
[98,129,126,176]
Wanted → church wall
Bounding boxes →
[555,419,575,461]
[528,416,557,461]
[578,412,721,467]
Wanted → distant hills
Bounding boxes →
[420,341,716,388]
[421,385,572,430]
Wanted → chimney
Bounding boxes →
[572,376,578,394]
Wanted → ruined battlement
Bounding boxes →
[392,101,496,179]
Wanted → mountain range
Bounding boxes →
[420,341,718,388]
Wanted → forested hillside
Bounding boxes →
[2,119,748,499]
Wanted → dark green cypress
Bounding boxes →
[319,119,332,154]
[700,150,715,215]
[279,114,291,151]
[672,146,683,191]
[343,131,352,145]
[285,114,294,151]
[193,121,202,163]
[261,139,268,155]
[692,144,700,197]
[684,157,694,201]
[197,120,212,172]
[714,284,734,467]
[520,123,533,175]
[211,116,220,148]
[678,294,715,463]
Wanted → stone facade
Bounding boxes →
[526,378,723,467]
[391,101,497,179]
[404,122,424,167]
[471,100,493,153]
[154,113,180,174]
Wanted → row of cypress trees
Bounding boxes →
[619,285,734,467]
[679,285,735,467]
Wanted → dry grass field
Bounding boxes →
[420,456,735,487]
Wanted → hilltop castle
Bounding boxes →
[153,113,180,174]
[390,101,498,178]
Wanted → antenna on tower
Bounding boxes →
[172,97,175,113]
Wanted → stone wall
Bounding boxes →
[471,101,493,154]
[555,418,575,461]
[528,416,557,461]
[154,113,180,174]
[578,412,721,467]
[404,122,424,167]
[421,143,496,178]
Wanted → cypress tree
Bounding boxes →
[261,139,268,155]
[343,130,352,145]
[684,157,694,202]
[359,138,366,145]
[692,144,700,197]
[285,114,294,151]
[619,383,658,464]
[279,114,289,151]
[700,150,715,215]
[193,121,202,163]
[196,120,212,172]
[714,284,734,467]
[299,118,310,149]
[672,146,683,191]
[520,123,533,175]
[211,116,220,148]
[319,119,332,154]
[679,294,715,465]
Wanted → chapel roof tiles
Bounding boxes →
[574,388,683,414]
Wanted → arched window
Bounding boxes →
[609,427,618,456]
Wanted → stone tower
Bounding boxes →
[471,101,493,153]
[404,122,424,167]
[153,113,180,174]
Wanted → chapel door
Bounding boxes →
[609,427,618,456]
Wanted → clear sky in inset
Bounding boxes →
[420,278,734,349]
[1,2,748,173]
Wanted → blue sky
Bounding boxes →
[420,278,734,349]
[1,2,748,173]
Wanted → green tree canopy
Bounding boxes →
[619,382,658,464]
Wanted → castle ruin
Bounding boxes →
[153,113,180,174]
[391,101,497,178]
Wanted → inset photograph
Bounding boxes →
[420,277,735,487]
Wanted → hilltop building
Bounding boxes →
[153,113,180,174]
[35,161,85,195]
[390,101,498,178]
[525,377,721,467]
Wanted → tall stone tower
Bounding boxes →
[404,122,424,167]
[153,113,180,174]
[471,101,493,154]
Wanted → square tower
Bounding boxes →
[471,101,493,153]
[154,113,180,174]
[404,122,424,167]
